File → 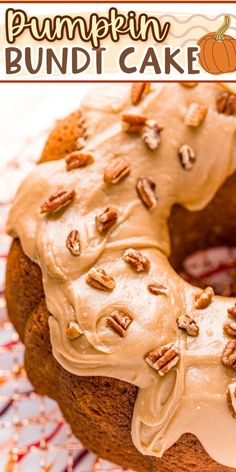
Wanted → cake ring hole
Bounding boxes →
[168,173,236,296]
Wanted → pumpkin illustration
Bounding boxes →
[197,15,236,74]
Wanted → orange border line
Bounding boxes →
[0,80,235,83]
[0,1,236,4]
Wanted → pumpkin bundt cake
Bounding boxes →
[5,82,236,471]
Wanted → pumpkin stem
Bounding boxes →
[215,15,231,41]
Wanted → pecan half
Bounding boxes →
[178,144,196,170]
[146,343,180,376]
[107,310,132,337]
[40,189,75,214]
[181,82,198,88]
[131,82,151,105]
[216,91,236,116]
[123,248,150,272]
[142,120,163,150]
[96,207,119,233]
[177,314,199,337]
[65,151,94,171]
[195,286,214,309]
[228,304,236,318]
[221,340,236,370]
[148,282,168,296]
[104,157,131,184]
[185,103,208,127]
[122,113,146,133]
[66,321,83,340]
[66,230,81,256]
[86,268,115,291]
[224,321,236,337]
[227,382,236,419]
[136,176,157,210]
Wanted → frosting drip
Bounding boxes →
[7,83,236,467]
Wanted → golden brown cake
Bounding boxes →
[5,82,236,471]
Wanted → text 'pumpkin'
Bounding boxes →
[197,15,236,74]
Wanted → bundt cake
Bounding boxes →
[5,82,236,471]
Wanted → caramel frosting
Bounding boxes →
[7,83,236,467]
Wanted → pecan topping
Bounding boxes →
[185,103,208,127]
[224,321,236,337]
[66,321,83,340]
[107,310,132,337]
[142,120,163,150]
[195,286,214,309]
[96,207,119,233]
[178,144,196,171]
[148,282,168,296]
[131,82,151,105]
[136,176,157,210]
[222,340,236,370]
[176,314,199,337]
[65,151,94,171]
[123,248,150,272]
[228,303,236,318]
[76,136,86,150]
[216,91,236,116]
[146,343,180,376]
[181,82,198,88]
[66,230,81,256]
[40,189,75,214]
[227,382,236,419]
[104,157,131,184]
[86,268,115,291]
[122,113,146,133]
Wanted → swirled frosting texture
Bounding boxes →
[7,83,236,467]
